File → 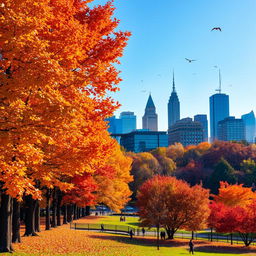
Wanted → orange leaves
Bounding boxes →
[95,141,132,212]
[213,182,256,207]
[0,0,130,199]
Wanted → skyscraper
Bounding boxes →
[194,114,208,141]
[142,94,158,131]
[105,116,122,134]
[106,112,136,134]
[120,111,136,134]
[168,72,180,129]
[241,111,256,143]
[209,70,229,141]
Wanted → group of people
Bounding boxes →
[120,216,126,222]
[160,231,166,240]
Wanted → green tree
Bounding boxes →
[209,158,237,194]
[241,159,256,187]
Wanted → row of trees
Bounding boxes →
[137,176,256,247]
[0,0,131,252]
[128,141,256,199]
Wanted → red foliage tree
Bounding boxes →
[137,176,210,239]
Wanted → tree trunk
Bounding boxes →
[20,206,25,222]
[191,231,194,240]
[85,206,90,216]
[45,189,51,230]
[230,232,233,245]
[210,227,213,242]
[81,208,85,217]
[12,198,21,243]
[24,195,38,236]
[63,205,67,224]
[77,207,80,219]
[165,227,175,239]
[51,188,57,228]
[57,191,62,226]
[34,200,41,233]
[73,204,77,220]
[67,204,73,223]
[0,193,13,252]
[157,225,159,250]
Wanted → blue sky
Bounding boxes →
[91,0,256,131]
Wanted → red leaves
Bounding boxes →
[209,183,256,246]
[137,176,210,233]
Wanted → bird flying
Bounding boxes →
[185,58,196,63]
[211,27,222,32]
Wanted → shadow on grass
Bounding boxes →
[195,245,256,254]
[125,222,140,227]
[89,234,195,248]
[89,234,256,254]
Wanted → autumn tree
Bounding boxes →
[0,0,130,252]
[213,182,256,207]
[137,176,210,239]
[94,141,133,212]
[151,147,176,175]
[210,182,256,246]
[210,200,256,246]
[128,152,161,200]
[166,143,184,161]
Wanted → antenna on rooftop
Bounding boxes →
[215,69,222,93]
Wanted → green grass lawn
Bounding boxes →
[97,215,140,229]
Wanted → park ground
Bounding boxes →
[4,216,256,256]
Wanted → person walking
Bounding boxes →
[101,224,104,232]
[129,229,134,239]
[189,239,194,254]
[142,227,145,237]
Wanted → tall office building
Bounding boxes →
[120,111,136,134]
[168,117,204,146]
[194,114,208,141]
[142,94,158,131]
[209,70,230,141]
[241,111,256,143]
[106,112,136,134]
[217,117,245,142]
[168,72,180,129]
[210,93,229,141]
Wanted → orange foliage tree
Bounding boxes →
[212,182,256,207]
[0,0,130,252]
[137,176,210,239]
[94,142,133,212]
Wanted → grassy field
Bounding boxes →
[8,216,256,256]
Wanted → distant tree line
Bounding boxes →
[127,141,256,199]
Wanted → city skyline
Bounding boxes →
[90,0,256,131]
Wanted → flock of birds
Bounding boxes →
[140,27,223,93]
[185,27,222,63]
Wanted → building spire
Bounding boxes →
[172,70,176,92]
[216,69,222,93]
[219,69,222,93]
